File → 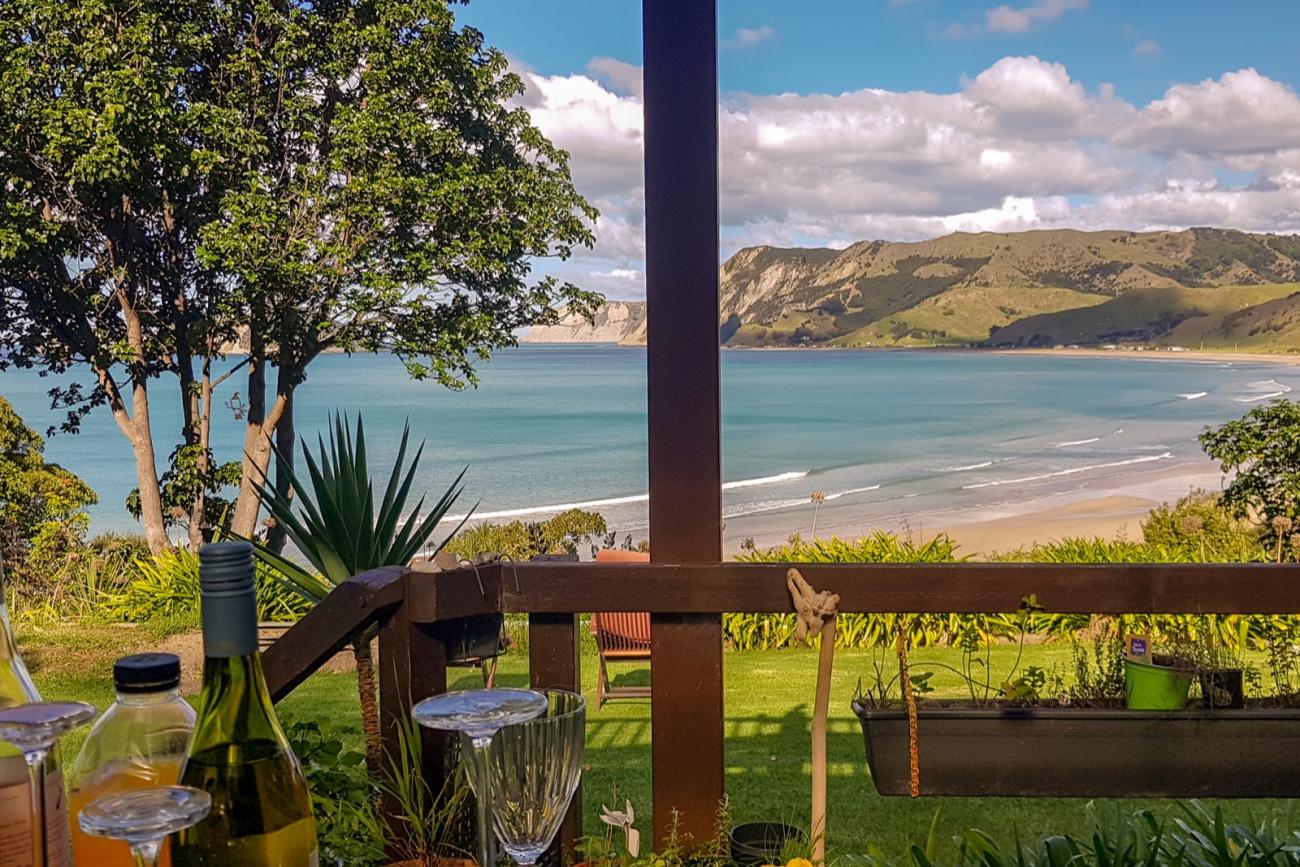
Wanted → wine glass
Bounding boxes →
[78,786,211,867]
[481,689,586,867]
[0,701,97,867]
[413,688,548,867]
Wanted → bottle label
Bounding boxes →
[0,767,73,867]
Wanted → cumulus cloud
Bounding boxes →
[725,25,776,50]
[514,57,1300,298]
[985,0,1088,33]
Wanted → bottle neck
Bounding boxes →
[190,650,287,751]
[114,687,183,707]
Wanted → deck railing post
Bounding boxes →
[530,611,583,861]
[643,0,725,848]
[378,571,451,858]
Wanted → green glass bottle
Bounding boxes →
[173,542,318,866]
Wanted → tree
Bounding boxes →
[1200,400,1300,555]
[1,0,598,550]
[0,0,255,551]
[0,397,97,586]
[194,0,599,539]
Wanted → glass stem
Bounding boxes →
[23,748,47,867]
[131,839,163,867]
[471,737,494,867]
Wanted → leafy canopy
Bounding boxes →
[1200,399,1300,543]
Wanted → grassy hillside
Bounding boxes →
[990,283,1300,348]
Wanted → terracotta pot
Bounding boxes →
[386,859,476,867]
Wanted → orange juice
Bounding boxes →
[69,755,184,866]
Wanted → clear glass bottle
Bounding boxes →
[68,653,195,867]
[173,542,318,866]
[0,561,73,867]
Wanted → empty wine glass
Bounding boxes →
[413,688,548,867]
[78,786,211,867]
[0,701,96,867]
[479,689,586,867]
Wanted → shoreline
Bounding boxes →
[718,458,1228,558]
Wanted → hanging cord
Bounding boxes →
[787,568,839,867]
[896,617,920,798]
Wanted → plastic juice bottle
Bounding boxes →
[68,653,195,867]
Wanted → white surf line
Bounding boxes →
[448,469,810,521]
[1178,392,1208,400]
[961,452,1174,490]
[1055,437,1100,447]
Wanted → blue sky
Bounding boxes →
[459,1,1299,105]
[453,1,1300,301]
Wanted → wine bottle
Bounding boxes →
[0,561,73,867]
[172,542,318,866]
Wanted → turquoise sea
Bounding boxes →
[2,346,1294,541]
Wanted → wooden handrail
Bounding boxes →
[411,560,1300,618]
[264,565,408,702]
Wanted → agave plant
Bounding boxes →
[248,412,470,777]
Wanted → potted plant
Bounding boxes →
[852,610,1300,798]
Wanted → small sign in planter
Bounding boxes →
[852,702,1300,797]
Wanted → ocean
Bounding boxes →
[1,345,1292,542]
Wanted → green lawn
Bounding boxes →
[24,626,1300,861]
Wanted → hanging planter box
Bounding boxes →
[442,613,505,664]
[852,701,1300,797]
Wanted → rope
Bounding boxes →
[896,617,921,798]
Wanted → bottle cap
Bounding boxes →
[199,541,256,595]
[114,653,182,693]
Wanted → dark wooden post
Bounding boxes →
[643,0,725,848]
[530,612,583,859]
[377,571,451,858]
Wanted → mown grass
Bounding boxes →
[23,625,1300,860]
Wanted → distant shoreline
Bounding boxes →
[527,340,1300,367]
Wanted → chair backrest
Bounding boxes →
[593,550,651,649]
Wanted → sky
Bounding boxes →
[454,1,1300,301]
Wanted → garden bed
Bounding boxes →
[853,702,1300,797]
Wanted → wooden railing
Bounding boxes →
[263,559,1300,855]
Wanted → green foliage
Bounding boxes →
[853,802,1300,867]
[248,413,468,603]
[126,444,241,533]
[1201,400,1300,553]
[0,397,97,587]
[284,720,385,867]
[102,547,309,628]
[446,508,608,561]
[729,533,974,650]
[1142,490,1266,563]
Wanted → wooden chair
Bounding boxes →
[591,549,652,710]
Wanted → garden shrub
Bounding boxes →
[0,396,97,588]
[103,547,311,628]
[447,508,607,561]
[1141,490,1265,562]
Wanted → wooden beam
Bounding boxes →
[265,565,406,702]
[488,560,1300,615]
[643,0,724,847]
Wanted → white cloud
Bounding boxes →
[986,0,1088,33]
[1133,40,1162,57]
[725,25,776,50]
[515,57,1300,299]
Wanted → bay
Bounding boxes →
[0,346,1290,544]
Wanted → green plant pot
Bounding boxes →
[1124,658,1192,710]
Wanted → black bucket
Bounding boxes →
[728,822,805,867]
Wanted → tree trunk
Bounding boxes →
[267,370,297,554]
[353,636,383,781]
[129,384,171,554]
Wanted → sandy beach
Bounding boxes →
[721,457,1227,558]
[991,347,1300,367]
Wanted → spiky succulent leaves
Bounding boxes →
[248,412,471,597]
